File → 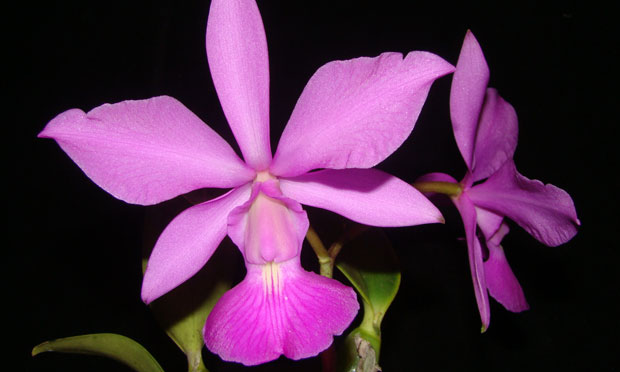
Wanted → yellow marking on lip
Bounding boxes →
[261,262,282,296]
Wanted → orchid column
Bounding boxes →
[39,0,454,365]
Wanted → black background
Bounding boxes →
[11,1,617,371]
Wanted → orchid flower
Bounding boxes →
[39,0,454,365]
[416,31,580,331]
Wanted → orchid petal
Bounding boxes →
[468,159,580,246]
[271,52,454,177]
[141,184,252,304]
[204,259,359,365]
[280,169,444,227]
[206,0,271,169]
[39,96,254,205]
[471,88,519,181]
[450,31,489,171]
[228,180,309,264]
[454,193,490,331]
[483,223,529,312]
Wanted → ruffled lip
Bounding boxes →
[204,257,359,365]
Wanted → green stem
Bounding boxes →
[307,223,375,371]
[188,353,209,372]
[413,180,462,197]
[306,225,334,278]
[305,226,337,371]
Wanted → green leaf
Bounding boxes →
[146,241,239,372]
[32,333,164,372]
[336,229,400,371]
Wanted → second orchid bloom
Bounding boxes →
[417,31,580,331]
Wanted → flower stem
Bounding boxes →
[306,225,340,372]
[306,225,333,278]
[412,180,462,197]
[308,222,369,279]
[188,353,209,372]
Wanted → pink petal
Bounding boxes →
[39,96,254,205]
[228,180,309,265]
[450,31,490,171]
[204,258,359,365]
[471,88,519,181]
[271,52,454,177]
[483,223,529,312]
[453,193,490,331]
[279,169,444,227]
[468,159,580,247]
[206,0,271,170]
[141,184,252,304]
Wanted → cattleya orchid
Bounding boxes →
[39,0,454,365]
[417,31,580,331]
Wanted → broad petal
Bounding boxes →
[279,169,444,227]
[450,31,489,171]
[483,223,529,312]
[471,88,519,181]
[228,180,309,264]
[453,193,490,331]
[142,184,252,303]
[204,258,359,365]
[271,52,454,177]
[206,0,271,170]
[468,160,580,246]
[39,96,254,205]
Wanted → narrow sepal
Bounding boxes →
[142,185,251,303]
[206,0,271,169]
[450,30,490,171]
[453,193,490,331]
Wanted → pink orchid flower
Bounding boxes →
[39,0,454,365]
[418,31,580,331]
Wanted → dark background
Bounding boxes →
[10,0,617,371]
